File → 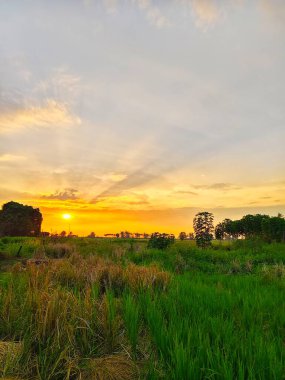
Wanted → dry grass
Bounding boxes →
[82,355,138,380]
[0,341,23,379]
[13,253,170,294]
[125,264,171,291]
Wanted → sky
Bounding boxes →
[0,0,284,235]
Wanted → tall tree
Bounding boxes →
[0,201,42,237]
[193,212,214,248]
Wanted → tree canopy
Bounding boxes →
[0,201,42,237]
[193,212,214,248]
[215,214,285,242]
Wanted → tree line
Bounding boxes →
[0,202,284,248]
[214,213,285,242]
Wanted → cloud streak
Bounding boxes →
[0,99,81,133]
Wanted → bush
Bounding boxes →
[147,233,174,250]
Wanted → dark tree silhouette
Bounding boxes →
[0,201,42,237]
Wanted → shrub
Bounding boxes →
[147,233,174,250]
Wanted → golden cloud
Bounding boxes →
[0,154,27,162]
[0,99,81,133]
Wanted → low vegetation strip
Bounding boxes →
[0,237,285,379]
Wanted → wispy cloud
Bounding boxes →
[190,0,221,28]
[0,154,27,162]
[135,0,171,28]
[92,168,158,201]
[259,0,285,27]
[0,99,81,133]
[193,183,241,191]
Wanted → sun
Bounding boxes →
[62,213,72,220]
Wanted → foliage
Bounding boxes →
[193,212,214,248]
[178,232,187,240]
[147,232,175,250]
[216,214,285,242]
[215,218,232,240]
[0,201,42,237]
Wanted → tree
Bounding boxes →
[88,232,96,238]
[147,232,175,249]
[0,201,42,237]
[262,216,285,243]
[60,230,67,237]
[188,232,195,240]
[179,232,187,240]
[193,212,214,248]
[215,219,233,240]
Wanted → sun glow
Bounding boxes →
[62,213,72,220]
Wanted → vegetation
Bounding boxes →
[215,214,285,242]
[147,232,175,250]
[1,236,285,379]
[0,202,42,237]
[193,212,214,248]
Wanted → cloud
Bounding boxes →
[0,187,36,201]
[207,183,237,190]
[192,183,241,190]
[92,168,158,201]
[0,99,81,133]
[41,188,79,201]
[0,154,27,162]
[259,0,285,26]
[34,68,82,105]
[174,190,198,195]
[190,0,221,28]
[135,0,171,28]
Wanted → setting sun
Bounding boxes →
[62,213,72,220]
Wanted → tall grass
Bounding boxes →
[1,238,285,379]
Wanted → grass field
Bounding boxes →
[0,237,285,379]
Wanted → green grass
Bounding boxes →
[0,237,285,379]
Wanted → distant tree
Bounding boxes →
[188,232,195,240]
[88,232,96,238]
[60,230,67,237]
[120,231,131,238]
[147,232,175,249]
[179,232,187,240]
[193,212,214,248]
[0,201,42,237]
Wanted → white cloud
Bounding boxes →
[191,0,221,28]
[135,0,171,28]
